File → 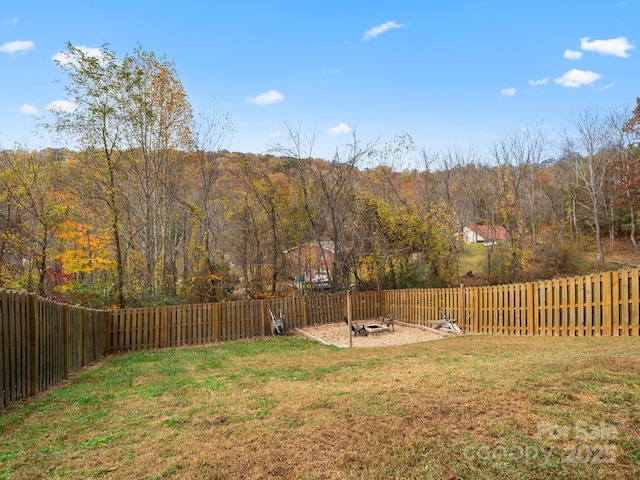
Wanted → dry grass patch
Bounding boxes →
[1,335,640,479]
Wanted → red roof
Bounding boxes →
[467,225,507,241]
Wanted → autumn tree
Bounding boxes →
[428,144,483,265]
[183,109,235,301]
[0,149,69,296]
[234,155,290,294]
[49,43,197,305]
[53,218,115,306]
[270,122,319,246]
[120,47,195,298]
[617,98,640,248]
[0,151,26,288]
[314,131,377,289]
[486,128,546,283]
[49,43,130,306]
[353,192,458,289]
[229,195,264,295]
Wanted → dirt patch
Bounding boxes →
[296,320,453,348]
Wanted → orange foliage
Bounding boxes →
[55,220,115,274]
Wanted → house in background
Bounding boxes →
[462,225,507,245]
[283,241,335,289]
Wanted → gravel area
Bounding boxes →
[296,320,454,348]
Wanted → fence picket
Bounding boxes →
[630,270,639,336]
[603,272,612,337]
[594,273,602,336]
[0,293,4,406]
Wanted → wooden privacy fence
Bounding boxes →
[1,291,109,410]
[466,269,640,337]
[108,291,380,351]
[3,268,640,409]
[383,269,640,337]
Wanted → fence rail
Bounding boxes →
[3,269,640,409]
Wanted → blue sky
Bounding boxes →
[0,1,638,164]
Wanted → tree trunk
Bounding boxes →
[594,212,605,262]
[630,203,639,249]
[37,235,47,297]
[106,158,125,308]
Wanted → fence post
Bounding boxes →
[104,310,111,354]
[161,306,169,348]
[347,290,353,348]
[631,269,640,336]
[28,294,38,397]
[527,282,536,336]
[381,290,387,317]
[62,304,69,378]
[301,295,307,328]
[602,271,612,336]
[81,308,87,366]
[458,283,465,333]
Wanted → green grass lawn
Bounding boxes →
[459,243,486,276]
[2,334,640,479]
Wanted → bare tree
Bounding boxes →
[234,156,288,294]
[272,123,376,290]
[321,130,377,289]
[562,107,611,262]
[374,132,418,207]
[187,107,235,299]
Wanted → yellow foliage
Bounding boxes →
[55,220,115,274]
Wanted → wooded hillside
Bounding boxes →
[2,43,639,308]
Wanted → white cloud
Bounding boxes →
[554,69,601,88]
[245,90,284,106]
[564,49,583,60]
[46,100,77,113]
[0,40,34,55]
[598,82,616,91]
[326,122,352,135]
[500,88,517,97]
[363,21,405,41]
[267,130,282,139]
[2,16,18,25]
[52,46,105,66]
[528,78,548,86]
[20,104,39,115]
[580,37,634,57]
